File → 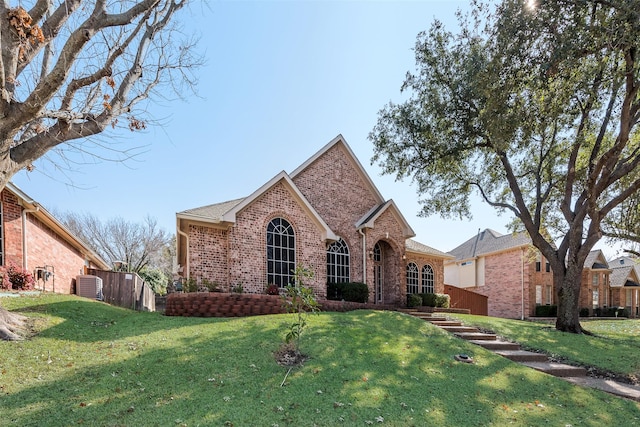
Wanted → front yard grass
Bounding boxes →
[451,313,640,380]
[0,294,638,426]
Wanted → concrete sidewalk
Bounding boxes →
[400,309,640,402]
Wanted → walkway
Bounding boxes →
[401,309,640,402]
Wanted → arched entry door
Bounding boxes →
[372,240,398,304]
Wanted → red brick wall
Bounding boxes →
[292,143,380,284]
[1,189,90,294]
[477,250,529,319]
[187,182,327,296]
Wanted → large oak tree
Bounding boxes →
[370,0,640,333]
[0,0,199,340]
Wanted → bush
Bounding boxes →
[534,305,557,317]
[579,307,590,317]
[434,293,450,308]
[202,278,221,292]
[265,284,279,295]
[2,264,35,291]
[602,307,629,317]
[407,293,422,308]
[327,282,369,303]
[182,278,197,293]
[419,293,449,308]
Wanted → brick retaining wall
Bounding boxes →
[164,292,399,317]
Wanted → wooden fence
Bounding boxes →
[86,269,156,312]
[444,284,488,316]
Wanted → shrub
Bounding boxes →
[5,264,35,290]
[182,278,197,293]
[419,293,449,308]
[231,283,244,293]
[265,284,279,295]
[419,293,436,307]
[0,267,12,290]
[579,307,590,317]
[434,293,450,308]
[326,282,369,303]
[534,305,557,317]
[202,278,221,292]
[407,294,422,308]
[602,307,629,317]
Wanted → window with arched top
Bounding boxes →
[421,264,434,294]
[373,243,381,262]
[327,239,350,283]
[406,263,419,294]
[266,218,295,288]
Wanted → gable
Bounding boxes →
[448,228,531,261]
[291,134,385,205]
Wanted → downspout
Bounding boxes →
[472,228,480,287]
[359,228,366,286]
[177,223,189,280]
[22,204,40,271]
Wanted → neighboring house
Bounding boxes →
[579,250,612,316]
[176,135,451,304]
[444,229,554,319]
[608,256,640,318]
[1,183,109,293]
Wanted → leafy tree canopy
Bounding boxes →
[370,0,640,333]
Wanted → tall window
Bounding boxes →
[327,239,350,283]
[421,264,434,294]
[266,218,295,288]
[406,263,419,294]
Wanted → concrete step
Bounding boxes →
[455,332,497,341]
[495,350,549,362]
[469,340,520,350]
[429,320,464,327]
[439,325,480,333]
[521,362,587,377]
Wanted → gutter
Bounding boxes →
[177,220,189,279]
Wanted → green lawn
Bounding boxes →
[0,294,638,426]
[451,314,640,379]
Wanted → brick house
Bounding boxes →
[176,135,451,304]
[608,256,640,318]
[579,250,612,316]
[444,229,554,319]
[1,183,109,293]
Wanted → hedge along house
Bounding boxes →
[176,135,451,304]
[1,183,110,293]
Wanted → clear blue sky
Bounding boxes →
[12,0,618,256]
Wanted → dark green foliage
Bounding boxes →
[579,307,590,317]
[534,305,557,317]
[407,294,422,308]
[419,293,450,308]
[326,282,369,303]
[601,307,629,318]
[369,0,640,334]
[435,293,450,308]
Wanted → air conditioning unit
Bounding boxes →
[76,275,103,300]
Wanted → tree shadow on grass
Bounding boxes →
[2,307,638,426]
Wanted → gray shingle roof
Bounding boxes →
[584,250,609,269]
[609,256,640,288]
[447,229,531,260]
[406,239,453,259]
[177,198,245,222]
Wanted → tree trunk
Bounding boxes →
[554,262,584,334]
[0,304,27,341]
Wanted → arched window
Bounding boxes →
[267,218,295,288]
[421,264,434,294]
[406,263,419,294]
[373,243,381,262]
[327,239,350,283]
